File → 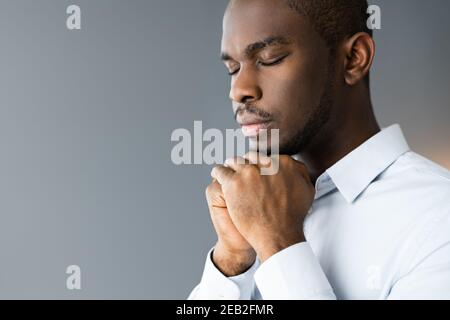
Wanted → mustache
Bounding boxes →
[234,104,273,121]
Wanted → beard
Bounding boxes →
[277,61,335,156]
[248,57,336,157]
[278,86,333,155]
[252,82,333,157]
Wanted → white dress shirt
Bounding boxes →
[188,124,450,300]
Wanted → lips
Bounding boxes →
[237,114,273,137]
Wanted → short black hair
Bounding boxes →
[286,0,372,51]
[286,0,372,86]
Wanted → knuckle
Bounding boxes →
[279,155,291,165]
[226,156,244,166]
[241,165,259,180]
[298,162,311,178]
[205,181,218,196]
[242,165,259,178]
[205,184,213,197]
[244,151,257,162]
[296,160,307,169]
[295,162,307,173]
[229,175,242,190]
[236,156,247,165]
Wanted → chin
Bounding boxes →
[249,139,288,157]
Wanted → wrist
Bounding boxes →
[257,233,306,263]
[212,242,256,277]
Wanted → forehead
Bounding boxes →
[221,0,312,55]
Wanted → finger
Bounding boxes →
[205,180,226,208]
[224,156,250,172]
[290,158,312,183]
[211,165,235,186]
[243,151,272,167]
[208,179,222,194]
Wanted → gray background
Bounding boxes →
[0,0,448,299]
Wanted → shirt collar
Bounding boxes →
[322,124,410,203]
[294,124,410,203]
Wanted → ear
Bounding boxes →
[342,32,375,86]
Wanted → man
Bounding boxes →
[189,0,450,299]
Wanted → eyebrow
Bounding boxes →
[221,36,291,62]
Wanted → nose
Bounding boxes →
[229,66,262,104]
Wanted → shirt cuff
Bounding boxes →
[190,247,259,300]
[254,242,336,300]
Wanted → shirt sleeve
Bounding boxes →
[187,247,260,300]
[254,242,336,300]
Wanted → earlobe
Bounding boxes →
[343,32,375,86]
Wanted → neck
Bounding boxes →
[299,98,380,185]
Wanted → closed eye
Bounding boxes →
[258,54,289,67]
[226,54,289,76]
[228,68,240,76]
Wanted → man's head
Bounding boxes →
[221,0,375,155]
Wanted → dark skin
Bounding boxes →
[206,0,380,276]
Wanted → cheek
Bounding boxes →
[261,64,324,131]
